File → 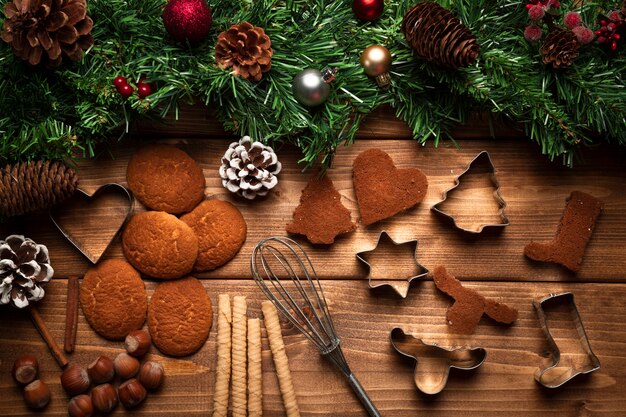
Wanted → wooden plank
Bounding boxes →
[2,138,624,282]
[133,103,521,139]
[0,279,624,416]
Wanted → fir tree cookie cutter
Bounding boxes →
[356,231,428,298]
[50,183,134,264]
[431,151,509,233]
[534,292,600,388]
[390,327,487,395]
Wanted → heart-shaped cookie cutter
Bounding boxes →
[50,183,134,264]
[356,231,428,298]
[533,292,600,388]
[390,327,487,395]
[431,151,509,233]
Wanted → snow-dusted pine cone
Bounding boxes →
[0,235,53,308]
[219,136,282,200]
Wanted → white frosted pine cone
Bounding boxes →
[219,136,282,200]
[0,235,53,308]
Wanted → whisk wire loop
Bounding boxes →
[251,236,382,417]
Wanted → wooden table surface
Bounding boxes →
[1,107,626,416]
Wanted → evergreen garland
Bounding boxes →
[0,0,624,167]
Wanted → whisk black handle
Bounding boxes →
[346,373,382,417]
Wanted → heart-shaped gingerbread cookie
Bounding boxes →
[50,184,134,263]
[353,148,428,226]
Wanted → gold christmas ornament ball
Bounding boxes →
[360,45,392,87]
[360,45,391,76]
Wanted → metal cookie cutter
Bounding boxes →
[533,292,600,388]
[431,151,509,233]
[390,327,487,395]
[50,183,134,264]
[356,231,428,298]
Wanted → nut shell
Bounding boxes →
[88,356,115,384]
[68,394,93,417]
[114,353,140,380]
[23,379,51,410]
[138,361,165,391]
[12,355,39,385]
[90,383,118,414]
[118,378,147,409]
[61,364,91,396]
[124,329,151,357]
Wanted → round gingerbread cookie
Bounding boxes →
[79,259,147,340]
[180,200,247,271]
[122,211,198,279]
[127,144,206,214]
[148,277,213,357]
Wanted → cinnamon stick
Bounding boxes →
[29,304,69,368]
[64,276,79,353]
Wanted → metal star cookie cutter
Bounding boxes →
[533,292,600,388]
[356,231,428,298]
[50,183,134,264]
[431,151,509,233]
[390,327,487,395]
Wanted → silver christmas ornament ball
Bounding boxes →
[292,69,330,107]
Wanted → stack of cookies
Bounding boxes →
[80,144,248,358]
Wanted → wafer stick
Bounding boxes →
[231,296,247,417]
[212,294,232,417]
[261,301,300,417]
[248,318,263,417]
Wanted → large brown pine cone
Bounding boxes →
[541,28,580,69]
[1,0,94,66]
[215,21,273,82]
[402,1,480,68]
[0,160,78,218]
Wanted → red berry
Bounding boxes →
[614,34,621,40]
[113,76,127,88]
[524,24,543,42]
[528,5,545,21]
[137,83,152,98]
[597,36,607,44]
[572,26,595,44]
[118,83,134,98]
[525,3,533,9]
[563,11,581,29]
[600,20,607,26]
[611,40,618,50]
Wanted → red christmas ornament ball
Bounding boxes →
[353,0,384,21]
[163,0,212,44]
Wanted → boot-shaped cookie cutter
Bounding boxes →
[534,292,600,388]
[431,151,509,233]
[356,231,428,298]
[390,327,486,394]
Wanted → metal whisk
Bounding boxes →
[251,236,382,417]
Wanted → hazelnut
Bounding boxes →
[60,364,91,396]
[12,355,38,385]
[118,378,147,409]
[23,379,51,409]
[124,330,151,357]
[68,394,93,417]
[114,353,140,380]
[90,383,118,414]
[138,361,165,391]
[87,356,115,384]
